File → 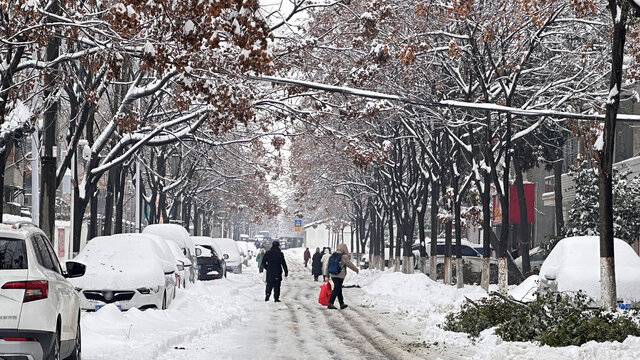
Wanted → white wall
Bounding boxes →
[303,224,353,252]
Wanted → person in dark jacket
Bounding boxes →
[303,248,311,267]
[311,247,323,281]
[262,241,288,302]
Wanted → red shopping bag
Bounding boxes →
[318,280,332,306]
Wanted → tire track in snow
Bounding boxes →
[285,253,414,360]
[284,261,361,359]
[284,253,418,360]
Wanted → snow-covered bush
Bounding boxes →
[443,291,640,346]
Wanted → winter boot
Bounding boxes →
[340,304,348,310]
[327,304,337,309]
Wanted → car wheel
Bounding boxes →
[161,292,167,310]
[66,318,81,360]
[47,326,61,360]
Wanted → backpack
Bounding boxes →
[328,252,343,275]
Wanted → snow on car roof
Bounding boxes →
[208,238,241,257]
[70,234,166,289]
[539,236,640,302]
[142,224,195,252]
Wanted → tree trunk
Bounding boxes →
[418,207,428,274]
[553,153,565,236]
[514,159,531,274]
[430,181,439,281]
[103,167,116,236]
[444,219,452,285]
[114,167,125,233]
[89,193,97,239]
[454,173,463,288]
[599,0,626,309]
[388,206,395,270]
[480,172,492,290]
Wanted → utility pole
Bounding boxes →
[40,0,61,240]
[31,133,39,227]
[135,158,140,232]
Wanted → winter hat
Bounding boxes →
[337,243,349,254]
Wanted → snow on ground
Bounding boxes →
[81,248,640,360]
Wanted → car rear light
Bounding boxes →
[175,273,181,288]
[2,280,48,302]
[2,337,38,341]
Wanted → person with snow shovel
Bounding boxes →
[327,243,359,310]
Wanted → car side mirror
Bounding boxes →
[195,248,202,257]
[223,254,229,260]
[65,261,86,278]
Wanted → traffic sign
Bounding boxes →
[294,227,302,232]
[294,219,302,227]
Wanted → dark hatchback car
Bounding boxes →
[195,245,226,280]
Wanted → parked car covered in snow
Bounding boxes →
[424,240,495,277]
[194,244,226,280]
[70,234,177,311]
[165,240,191,288]
[209,238,243,273]
[143,224,198,285]
[514,246,546,274]
[538,236,640,306]
[235,241,256,265]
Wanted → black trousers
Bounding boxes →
[265,279,281,300]
[329,277,344,305]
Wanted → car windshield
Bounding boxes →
[0,238,27,269]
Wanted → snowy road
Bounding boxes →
[153,254,440,360]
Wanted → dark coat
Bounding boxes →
[262,246,288,282]
[311,252,323,276]
[304,249,311,261]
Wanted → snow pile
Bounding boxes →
[509,275,539,302]
[348,269,488,321]
[350,268,640,359]
[82,273,261,360]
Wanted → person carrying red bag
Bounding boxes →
[318,280,332,306]
[326,243,359,310]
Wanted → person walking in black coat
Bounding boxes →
[262,241,288,302]
[311,247,323,281]
[304,248,311,267]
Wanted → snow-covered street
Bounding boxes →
[81,249,640,360]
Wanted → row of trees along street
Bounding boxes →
[1,1,640,309]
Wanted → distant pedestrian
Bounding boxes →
[321,247,332,281]
[304,248,311,267]
[256,248,265,273]
[262,241,288,302]
[311,247,323,281]
[327,243,359,310]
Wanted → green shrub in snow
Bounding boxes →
[443,291,640,346]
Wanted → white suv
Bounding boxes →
[0,222,85,360]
